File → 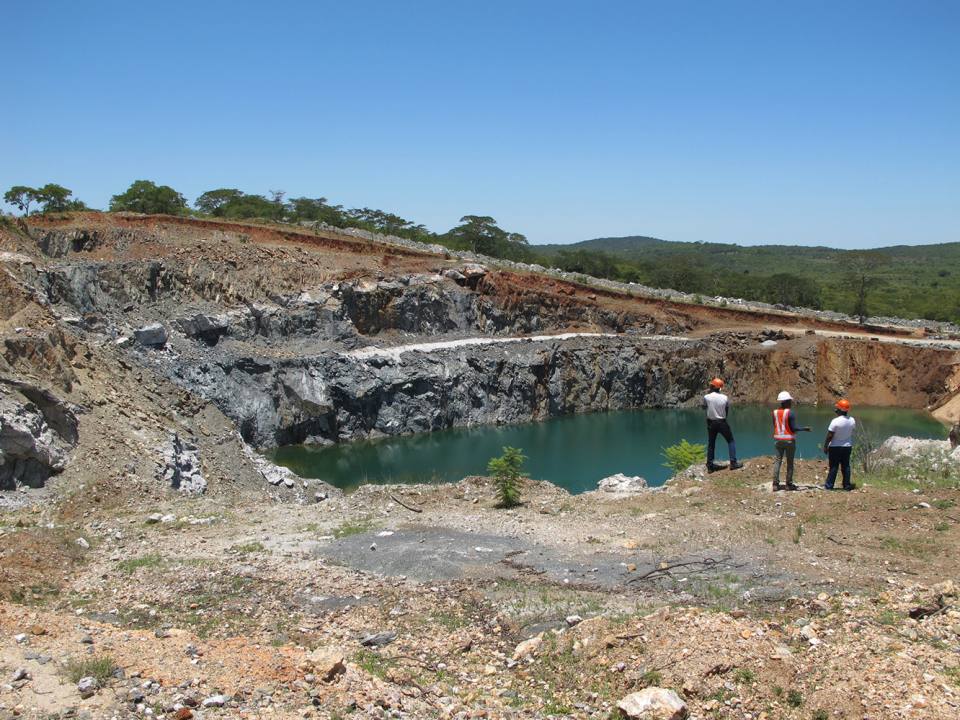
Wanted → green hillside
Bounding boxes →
[530,236,960,324]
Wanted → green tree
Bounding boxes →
[35,183,86,212]
[195,188,245,216]
[292,197,349,225]
[3,186,40,215]
[487,446,527,508]
[109,180,187,215]
[442,215,533,261]
[446,215,503,254]
[764,273,822,309]
[216,193,276,219]
[650,255,709,293]
[846,251,888,323]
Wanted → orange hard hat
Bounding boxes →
[709,378,724,389]
[835,399,851,412]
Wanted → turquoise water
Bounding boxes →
[270,406,946,494]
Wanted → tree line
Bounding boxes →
[3,179,534,262]
[0,179,930,323]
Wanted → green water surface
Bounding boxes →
[270,405,945,494]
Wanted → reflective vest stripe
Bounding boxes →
[773,408,795,440]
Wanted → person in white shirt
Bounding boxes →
[701,378,743,473]
[822,399,856,490]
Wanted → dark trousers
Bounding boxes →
[706,419,737,466]
[772,439,796,485]
[825,446,852,489]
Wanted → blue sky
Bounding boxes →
[2,1,957,247]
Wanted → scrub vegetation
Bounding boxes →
[661,439,707,473]
[488,446,528,508]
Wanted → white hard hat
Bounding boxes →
[777,391,793,402]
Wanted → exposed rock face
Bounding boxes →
[157,433,206,494]
[16,220,960,466]
[0,379,78,488]
[167,335,708,448]
[239,436,340,499]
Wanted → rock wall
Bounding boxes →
[166,335,710,448]
[0,379,79,488]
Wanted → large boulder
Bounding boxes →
[0,379,78,489]
[134,322,168,348]
[617,688,688,719]
[176,313,231,345]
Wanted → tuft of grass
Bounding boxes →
[933,499,956,510]
[230,541,265,554]
[733,667,756,684]
[793,523,805,544]
[353,649,395,680]
[117,554,164,575]
[63,654,117,684]
[935,521,951,532]
[878,535,939,559]
[877,609,901,626]
[786,689,804,708]
[639,669,662,687]
[812,710,829,720]
[332,519,375,539]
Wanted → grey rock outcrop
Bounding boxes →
[134,322,168,348]
[175,313,232,345]
[157,434,206,494]
[239,436,340,498]
[168,334,706,448]
[0,379,78,489]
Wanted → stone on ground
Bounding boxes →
[617,688,688,719]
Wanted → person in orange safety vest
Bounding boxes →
[772,391,811,491]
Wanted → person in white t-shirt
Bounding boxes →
[822,399,856,490]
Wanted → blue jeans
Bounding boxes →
[706,419,737,466]
[825,446,852,489]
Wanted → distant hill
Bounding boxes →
[529,235,960,323]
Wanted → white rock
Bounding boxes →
[617,687,688,719]
[77,676,99,698]
[75,537,90,549]
[146,513,163,524]
[565,615,583,627]
[302,647,346,682]
[512,633,544,660]
[597,473,648,494]
[202,694,228,708]
[461,263,488,279]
